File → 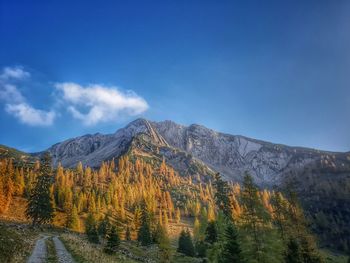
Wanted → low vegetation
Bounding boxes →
[46,236,58,263]
[0,223,39,263]
[60,232,137,263]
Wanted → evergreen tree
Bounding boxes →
[26,153,54,226]
[240,173,281,263]
[213,173,231,218]
[104,226,120,254]
[177,229,195,257]
[85,212,99,243]
[284,238,302,263]
[220,222,244,263]
[205,221,218,244]
[137,202,152,246]
[195,240,207,258]
[98,213,111,238]
[284,184,324,263]
[138,219,152,246]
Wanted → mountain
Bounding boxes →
[46,118,350,187]
[2,118,350,251]
[47,119,216,181]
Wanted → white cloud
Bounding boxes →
[5,103,55,126]
[56,83,149,125]
[0,84,24,103]
[0,66,55,126]
[0,66,30,80]
[0,66,149,127]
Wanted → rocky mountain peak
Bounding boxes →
[45,118,350,187]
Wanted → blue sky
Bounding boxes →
[0,0,349,152]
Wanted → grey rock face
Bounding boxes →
[152,120,333,186]
[46,118,346,186]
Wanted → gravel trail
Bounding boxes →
[27,235,48,263]
[52,236,75,263]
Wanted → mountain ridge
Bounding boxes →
[37,118,350,187]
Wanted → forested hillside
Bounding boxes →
[1,151,340,263]
[40,118,350,253]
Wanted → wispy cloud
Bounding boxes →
[56,82,149,125]
[0,84,24,103]
[5,103,55,126]
[0,66,56,126]
[0,66,30,80]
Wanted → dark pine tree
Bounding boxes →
[213,173,231,218]
[220,222,244,263]
[284,238,302,263]
[26,152,54,226]
[177,229,195,257]
[104,226,120,254]
[138,219,152,246]
[205,221,218,244]
[98,213,111,238]
[195,240,207,258]
[85,212,99,244]
[137,203,152,246]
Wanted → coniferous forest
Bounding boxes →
[1,151,347,262]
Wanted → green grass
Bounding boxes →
[46,237,58,263]
[60,232,137,263]
[59,235,89,263]
[0,223,39,263]
[0,224,23,263]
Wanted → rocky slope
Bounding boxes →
[45,118,350,187]
[48,119,168,168]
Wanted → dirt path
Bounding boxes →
[27,235,48,263]
[52,236,75,263]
